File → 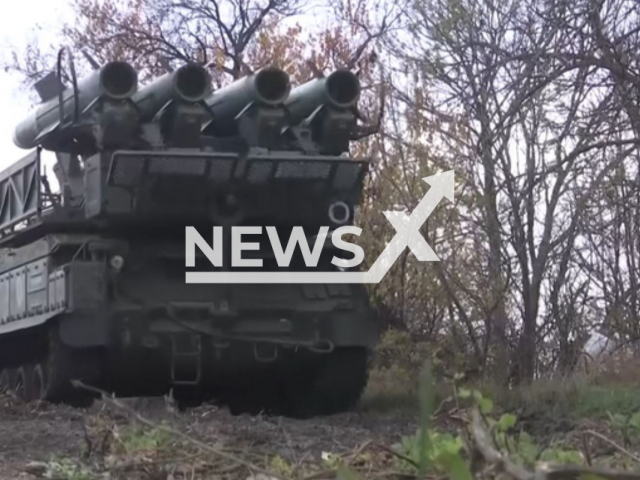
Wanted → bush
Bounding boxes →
[372,329,431,375]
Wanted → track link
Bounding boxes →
[224,347,371,418]
[0,325,96,407]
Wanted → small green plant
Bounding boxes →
[347,362,604,480]
[117,425,172,454]
[607,411,640,446]
[43,457,95,480]
[491,428,584,468]
[395,363,473,480]
[397,430,466,473]
[322,451,345,469]
[270,454,295,476]
[457,387,493,414]
[461,387,585,469]
[400,368,587,476]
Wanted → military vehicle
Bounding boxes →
[0,54,379,417]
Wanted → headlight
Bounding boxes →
[328,201,350,225]
[109,255,125,271]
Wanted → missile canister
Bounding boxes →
[132,63,212,121]
[202,67,290,136]
[284,70,361,125]
[13,61,138,150]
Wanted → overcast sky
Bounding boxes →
[0,0,73,170]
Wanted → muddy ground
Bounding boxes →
[0,396,418,479]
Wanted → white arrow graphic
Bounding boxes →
[362,169,454,283]
[186,170,454,284]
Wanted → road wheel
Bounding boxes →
[31,364,47,402]
[13,366,33,402]
[278,347,370,419]
[0,369,11,394]
[41,327,95,408]
[223,347,371,418]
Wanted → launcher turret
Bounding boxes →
[3,59,370,245]
[11,61,365,157]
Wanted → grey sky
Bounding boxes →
[0,0,73,169]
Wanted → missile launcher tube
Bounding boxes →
[202,67,290,136]
[13,61,138,150]
[284,70,360,124]
[132,63,212,121]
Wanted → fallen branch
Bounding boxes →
[344,439,373,466]
[470,408,640,480]
[585,429,640,464]
[72,380,284,480]
[470,409,535,480]
[371,442,419,468]
[301,468,338,480]
[107,452,205,472]
[371,470,421,478]
[535,463,640,480]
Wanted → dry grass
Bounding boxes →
[362,334,640,430]
[359,365,419,412]
[584,349,640,385]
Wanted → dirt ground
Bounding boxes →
[0,396,418,479]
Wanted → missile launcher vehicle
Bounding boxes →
[0,54,379,417]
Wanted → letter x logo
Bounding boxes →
[364,170,454,283]
[383,211,437,261]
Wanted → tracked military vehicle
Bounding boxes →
[0,54,379,417]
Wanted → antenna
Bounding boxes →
[159,56,174,73]
[81,50,100,70]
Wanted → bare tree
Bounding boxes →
[381,0,640,383]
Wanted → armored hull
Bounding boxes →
[0,234,376,415]
[0,148,378,416]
